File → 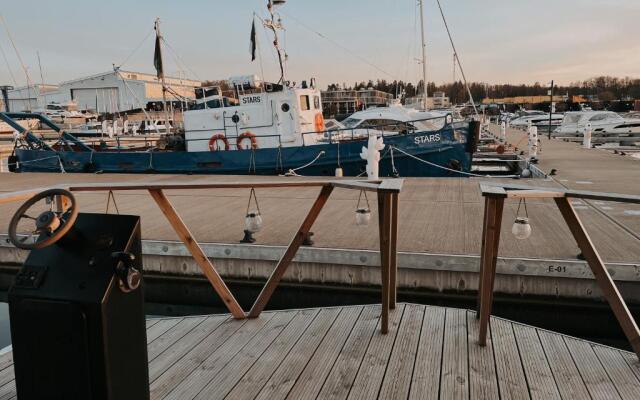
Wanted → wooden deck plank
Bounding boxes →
[564,336,622,400]
[512,323,561,399]
[538,329,591,399]
[147,319,161,329]
[193,310,299,400]
[223,309,320,400]
[0,380,15,400]
[149,316,249,399]
[409,306,445,400]
[146,318,183,344]
[285,306,363,400]
[252,307,342,400]
[0,365,14,388]
[162,314,275,400]
[148,315,228,383]
[440,308,469,400]
[593,345,640,400]
[316,305,381,400]
[491,318,530,400]
[466,310,500,400]
[378,304,423,400]
[147,317,206,362]
[346,305,405,400]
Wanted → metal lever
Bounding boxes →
[111,251,142,293]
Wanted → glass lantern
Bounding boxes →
[512,217,532,240]
[512,198,532,240]
[355,207,371,226]
[245,212,263,233]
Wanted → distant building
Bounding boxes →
[58,70,201,113]
[321,89,393,119]
[5,70,202,113]
[6,84,67,112]
[481,95,567,105]
[405,92,451,109]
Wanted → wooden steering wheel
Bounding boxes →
[8,188,78,250]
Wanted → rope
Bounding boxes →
[57,155,66,173]
[117,28,154,69]
[282,151,325,177]
[389,146,518,178]
[105,190,120,215]
[356,190,371,210]
[246,188,261,215]
[249,148,257,174]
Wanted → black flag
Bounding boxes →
[250,20,257,61]
[153,34,164,78]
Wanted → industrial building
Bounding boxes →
[4,70,202,113]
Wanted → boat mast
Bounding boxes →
[264,0,287,85]
[419,0,428,110]
[154,18,172,134]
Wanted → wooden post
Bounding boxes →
[478,196,504,345]
[555,197,640,359]
[149,189,245,319]
[248,185,334,317]
[378,192,392,334]
[389,192,399,310]
[476,196,490,317]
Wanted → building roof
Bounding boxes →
[59,70,201,87]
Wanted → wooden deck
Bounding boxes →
[2,303,640,399]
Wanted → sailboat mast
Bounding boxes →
[419,0,428,110]
[154,18,172,134]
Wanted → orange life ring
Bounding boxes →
[314,113,325,133]
[208,134,230,151]
[237,132,258,150]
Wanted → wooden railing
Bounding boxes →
[0,178,403,333]
[477,182,640,360]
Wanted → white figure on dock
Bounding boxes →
[360,134,385,180]
[583,122,592,149]
[528,125,538,160]
[500,122,506,144]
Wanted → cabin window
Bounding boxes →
[342,118,361,128]
[589,114,609,122]
[314,96,320,110]
[300,95,310,111]
[281,103,290,112]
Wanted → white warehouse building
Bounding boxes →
[6,70,202,113]
[58,70,202,113]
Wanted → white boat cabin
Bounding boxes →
[555,111,640,135]
[184,75,325,151]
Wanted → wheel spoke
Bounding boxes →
[19,236,30,243]
[20,214,36,220]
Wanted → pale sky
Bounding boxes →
[0,0,638,89]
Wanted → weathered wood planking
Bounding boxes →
[1,303,640,399]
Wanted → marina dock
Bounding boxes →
[2,303,640,399]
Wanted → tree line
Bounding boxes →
[325,76,640,104]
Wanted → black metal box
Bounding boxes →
[8,213,149,400]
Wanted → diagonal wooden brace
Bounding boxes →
[149,189,245,319]
[248,185,334,318]
[555,197,640,359]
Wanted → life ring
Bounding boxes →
[237,132,258,150]
[314,113,325,133]
[208,134,230,151]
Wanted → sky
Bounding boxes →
[0,0,638,89]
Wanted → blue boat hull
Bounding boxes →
[14,124,475,177]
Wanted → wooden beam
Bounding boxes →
[378,178,404,193]
[506,190,564,199]
[389,192,399,309]
[377,191,392,334]
[478,196,504,346]
[476,196,490,317]
[248,185,334,318]
[148,189,245,319]
[555,197,640,359]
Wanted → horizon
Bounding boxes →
[1,0,639,89]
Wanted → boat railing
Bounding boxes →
[302,113,453,146]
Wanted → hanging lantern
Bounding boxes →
[241,188,263,243]
[512,198,532,240]
[355,190,371,226]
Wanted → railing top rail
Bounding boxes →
[479,182,640,204]
[0,178,404,205]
